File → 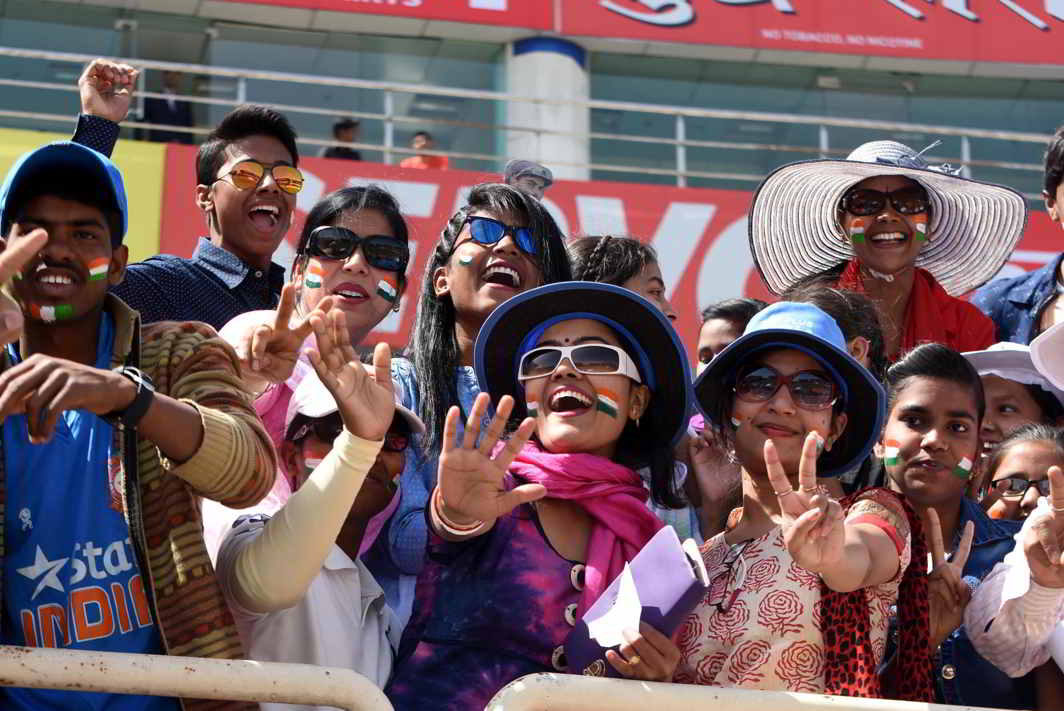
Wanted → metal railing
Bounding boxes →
[0,46,1051,196]
[486,673,993,711]
[0,645,393,710]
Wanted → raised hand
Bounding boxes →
[306,309,393,443]
[1024,466,1064,588]
[78,59,139,124]
[606,622,682,682]
[767,432,845,574]
[435,392,543,530]
[926,508,974,649]
[240,284,334,385]
[689,430,741,508]
[0,229,48,346]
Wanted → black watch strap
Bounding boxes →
[107,366,155,428]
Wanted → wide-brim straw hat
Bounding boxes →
[749,140,1028,296]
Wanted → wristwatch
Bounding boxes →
[106,366,156,428]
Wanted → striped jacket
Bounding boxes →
[0,295,276,710]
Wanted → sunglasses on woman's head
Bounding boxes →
[841,186,929,216]
[292,414,411,453]
[453,215,538,258]
[991,475,1050,499]
[307,226,409,273]
[517,344,642,383]
[733,364,838,411]
[216,159,304,195]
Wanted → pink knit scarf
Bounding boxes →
[507,440,664,616]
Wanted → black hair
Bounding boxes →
[293,185,410,292]
[407,183,571,455]
[1024,383,1064,424]
[332,118,358,137]
[4,172,122,247]
[196,105,299,186]
[781,284,888,382]
[413,131,433,141]
[986,423,1064,480]
[1044,125,1064,199]
[886,343,985,424]
[699,297,767,328]
[568,235,656,285]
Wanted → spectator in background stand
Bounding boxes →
[143,70,193,145]
[975,126,1064,344]
[320,118,362,162]
[398,131,449,171]
[503,159,553,200]
[695,297,767,373]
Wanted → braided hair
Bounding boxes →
[568,235,658,285]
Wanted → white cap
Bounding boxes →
[1032,323,1064,394]
[284,370,424,439]
[963,341,1064,407]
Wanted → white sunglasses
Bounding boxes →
[517,344,642,383]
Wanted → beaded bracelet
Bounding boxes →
[431,487,486,537]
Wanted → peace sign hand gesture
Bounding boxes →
[306,309,394,443]
[435,392,544,532]
[1024,466,1064,589]
[0,229,47,347]
[766,432,845,575]
[926,508,975,650]
[238,284,335,385]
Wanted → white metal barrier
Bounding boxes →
[486,673,995,711]
[0,645,393,711]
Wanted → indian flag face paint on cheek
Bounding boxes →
[883,439,901,467]
[28,303,74,322]
[458,254,474,266]
[849,217,867,244]
[526,392,539,418]
[596,388,620,419]
[88,258,109,281]
[913,215,929,242]
[377,277,398,303]
[304,261,325,289]
[731,414,743,429]
[952,456,974,480]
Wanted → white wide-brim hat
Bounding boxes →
[749,140,1028,296]
[1032,323,1064,393]
[963,342,1064,408]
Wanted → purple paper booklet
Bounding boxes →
[563,525,709,677]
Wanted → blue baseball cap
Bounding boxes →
[0,141,128,245]
[694,301,886,478]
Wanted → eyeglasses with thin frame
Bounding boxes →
[448,215,538,259]
[306,226,409,273]
[991,475,1050,499]
[706,541,749,613]
[517,344,642,383]
[841,186,929,216]
[215,159,304,195]
[734,364,838,411]
[292,415,410,453]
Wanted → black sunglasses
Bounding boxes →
[291,413,410,453]
[841,186,930,216]
[991,476,1050,499]
[734,365,839,411]
[306,226,409,273]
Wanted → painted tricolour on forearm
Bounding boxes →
[849,218,866,244]
[29,303,74,322]
[952,456,973,480]
[88,258,109,281]
[883,439,901,466]
[596,388,620,419]
[305,261,325,289]
[377,277,398,302]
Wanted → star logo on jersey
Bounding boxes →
[17,546,68,600]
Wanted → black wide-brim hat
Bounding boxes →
[694,301,886,478]
[474,281,692,449]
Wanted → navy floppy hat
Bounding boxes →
[474,281,692,449]
[0,141,128,244]
[694,301,886,478]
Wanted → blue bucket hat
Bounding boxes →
[694,301,885,478]
[0,141,128,245]
[475,281,692,449]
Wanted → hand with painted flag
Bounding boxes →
[79,58,139,125]
[306,309,394,443]
[1024,466,1064,589]
[434,392,543,538]
[0,228,47,347]
[926,508,975,650]
[235,284,335,387]
[766,432,846,575]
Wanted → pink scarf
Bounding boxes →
[507,440,664,616]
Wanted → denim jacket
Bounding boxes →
[973,254,1063,345]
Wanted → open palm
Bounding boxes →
[306,309,394,442]
[436,392,542,528]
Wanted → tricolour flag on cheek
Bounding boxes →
[526,393,539,418]
[88,258,109,281]
[883,439,901,467]
[913,215,929,241]
[952,456,974,480]
[596,388,620,419]
[377,278,398,303]
[305,262,325,289]
[849,218,867,244]
[29,303,74,322]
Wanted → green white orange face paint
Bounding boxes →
[849,217,867,244]
[913,215,929,242]
[304,260,325,289]
[952,456,974,480]
[377,276,398,303]
[458,254,474,266]
[596,388,620,419]
[883,439,901,467]
[88,258,109,281]
[730,414,743,429]
[526,392,539,418]
[28,303,74,322]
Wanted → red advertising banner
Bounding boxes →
[160,146,1061,355]
[217,0,551,28]
[560,0,1064,64]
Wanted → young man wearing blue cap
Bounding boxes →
[0,140,275,710]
